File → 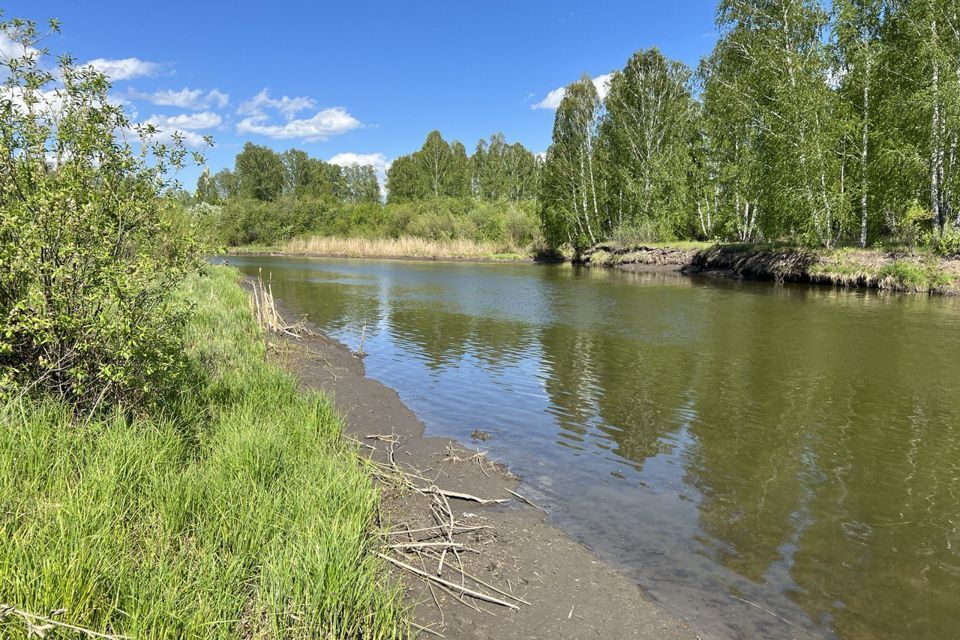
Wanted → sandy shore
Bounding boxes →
[265,298,698,640]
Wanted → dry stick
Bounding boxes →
[357,323,367,356]
[505,488,548,514]
[437,563,532,607]
[377,554,519,610]
[387,541,467,550]
[423,487,510,506]
[410,620,445,638]
[0,605,132,640]
[729,596,823,639]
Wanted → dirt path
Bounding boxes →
[267,312,697,640]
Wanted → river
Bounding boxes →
[228,255,960,640]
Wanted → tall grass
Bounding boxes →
[281,235,533,261]
[0,266,408,638]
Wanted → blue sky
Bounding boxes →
[4,1,718,188]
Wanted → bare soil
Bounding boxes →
[265,312,697,639]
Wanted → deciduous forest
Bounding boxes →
[199,0,960,258]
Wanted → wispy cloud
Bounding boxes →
[531,73,613,110]
[85,57,162,81]
[238,89,315,120]
[130,87,228,109]
[236,89,360,141]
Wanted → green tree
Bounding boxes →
[602,48,699,240]
[833,0,888,246]
[342,163,381,203]
[540,75,605,249]
[212,168,239,200]
[386,155,423,202]
[281,148,313,196]
[235,142,285,202]
[195,167,219,204]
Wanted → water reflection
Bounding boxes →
[230,256,960,640]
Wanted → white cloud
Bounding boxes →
[532,73,613,110]
[235,89,359,141]
[85,57,161,81]
[147,111,222,130]
[0,32,39,60]
[0,86,63,114]
[238,89,315,120]
[238,108,360,141]
[329,152,391,172]
[129,87,228,109]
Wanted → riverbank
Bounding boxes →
[0,267,407,638]
[264,291,697,639]
[580,242,960,294]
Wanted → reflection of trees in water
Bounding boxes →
[386,301,536,372]
[591,332,688,462]
[680,290,960,639]
[788,382,960,639]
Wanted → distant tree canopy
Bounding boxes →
[196,145,382,206]
[387,130,540,203]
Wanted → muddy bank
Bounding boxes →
[263,298,697,639]
[575,243,698,270]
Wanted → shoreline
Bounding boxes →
[264,291,698,639]
[231,242,960,295]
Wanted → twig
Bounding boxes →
[0,605,131,639]
[423,487,509,506]
[505,488,547,514]
[377,554,519,610]
[729,595,823,639]
[411,621,445,638]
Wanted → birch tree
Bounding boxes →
[539,76,605,250]
[602,48,699,240]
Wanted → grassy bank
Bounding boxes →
[688,244,960,294]
[0,266,407,639]
[578,242,960,293]
[277,235,535,262]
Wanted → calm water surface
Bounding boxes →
[229,256,960,640]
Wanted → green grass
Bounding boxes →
[0,266,408,639]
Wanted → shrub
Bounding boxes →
[934,225,960,258]
[0,18,205,410]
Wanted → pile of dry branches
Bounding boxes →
[355,433,536,636]
[249,270,312,337]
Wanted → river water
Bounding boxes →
[228,255,960,640]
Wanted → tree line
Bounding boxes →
[197,143,381,205]
[197,133,543,249]
[540,0,960,252]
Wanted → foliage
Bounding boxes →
[0,17,205,410]
[537,0,960,253]
[934,225,960,258]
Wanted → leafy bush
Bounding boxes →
[0,18,205,409]
[934,225,960,258]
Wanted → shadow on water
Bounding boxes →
[228,255,960,640]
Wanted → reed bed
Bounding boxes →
[281,235,532,261]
